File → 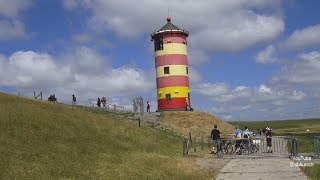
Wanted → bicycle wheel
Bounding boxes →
[240,142,250,155]
[226,143,235,154]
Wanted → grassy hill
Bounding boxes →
[0,92,217,179]
[161,111,234,139]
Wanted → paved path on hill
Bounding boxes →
[214,157,307,180]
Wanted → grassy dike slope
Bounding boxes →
[161,111,235,138]
[0,93,214,179]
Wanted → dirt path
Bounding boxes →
[214,157,307,180]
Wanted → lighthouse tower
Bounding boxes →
[151,17,191,111]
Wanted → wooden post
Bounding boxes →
[183,138,186,156]
[186,138,189,155]
[114,104,116,110]
[201,135,204,150]
[194,137,197,153]
[33,91,36,99]
[40,91,42,100]
[138,118,141,127]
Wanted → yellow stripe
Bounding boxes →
[156,65,188,78]
[155,43,187,57]
[157,86,189,99]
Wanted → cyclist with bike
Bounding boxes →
[234,127,242,153]
[242,127,251,151]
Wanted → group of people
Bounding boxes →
[48,94,57,103]
[96,97,107,108]
[49,94,107,109]
[210,125,273,154]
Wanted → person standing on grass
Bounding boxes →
[146,101,150,113]
[97,97,101,108]
[211,124,221,154]
[265,126,273,153]
[101,97,107,108]
[72,94,76,106]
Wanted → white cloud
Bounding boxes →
[192,51,320,120]
[194,82,305,116]
[194,83,229,97]
[282,24,320,50]
[62,0,79,10]
[0,0,32,17]
[0,47,153,103]
[0,0,32,40]
[272,51,320,93]
[255,45,278,64]
[189,67,203,85]
[71,33,92,44]
[188,49,209,65]
[258,84,272,94]
[65,0,284,52]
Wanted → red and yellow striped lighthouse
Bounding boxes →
[151,17,191,111]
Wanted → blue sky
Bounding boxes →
[0,0,320,121]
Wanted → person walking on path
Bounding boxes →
[211,124,221,155]
[72,94,76,106]
[146,101,150,113]
[97,97,101,108]
[265,126,273,153]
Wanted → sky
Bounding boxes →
[0,0,320,121]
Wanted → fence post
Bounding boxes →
[33,91,36,99]
[194,137,197,153]
[40,91,42,100]
[289,137,298,157]
[138,118,141,128]
[293,138,298,156]
[183,138,187,156]
[201,135,204,150]
[314,137,320,157]
[186,138,190,155]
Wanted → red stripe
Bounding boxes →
[163,34,187,39]
[155,54,188,67]
[158,97,188,110]
[163,36,187,44]
[156,76,189,88]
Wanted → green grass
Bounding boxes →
[304,164,320,180]
[0,92,215,179]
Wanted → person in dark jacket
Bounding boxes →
[211,124,221,154]
[97,97,101,108]
[265,126,273,153]
[72,94,76,105]
[146,101,150,113]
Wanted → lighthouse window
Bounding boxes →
[154,37,163,51]
[164,67,170,74]
[186,67,188,74]
[166,94,171,101]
